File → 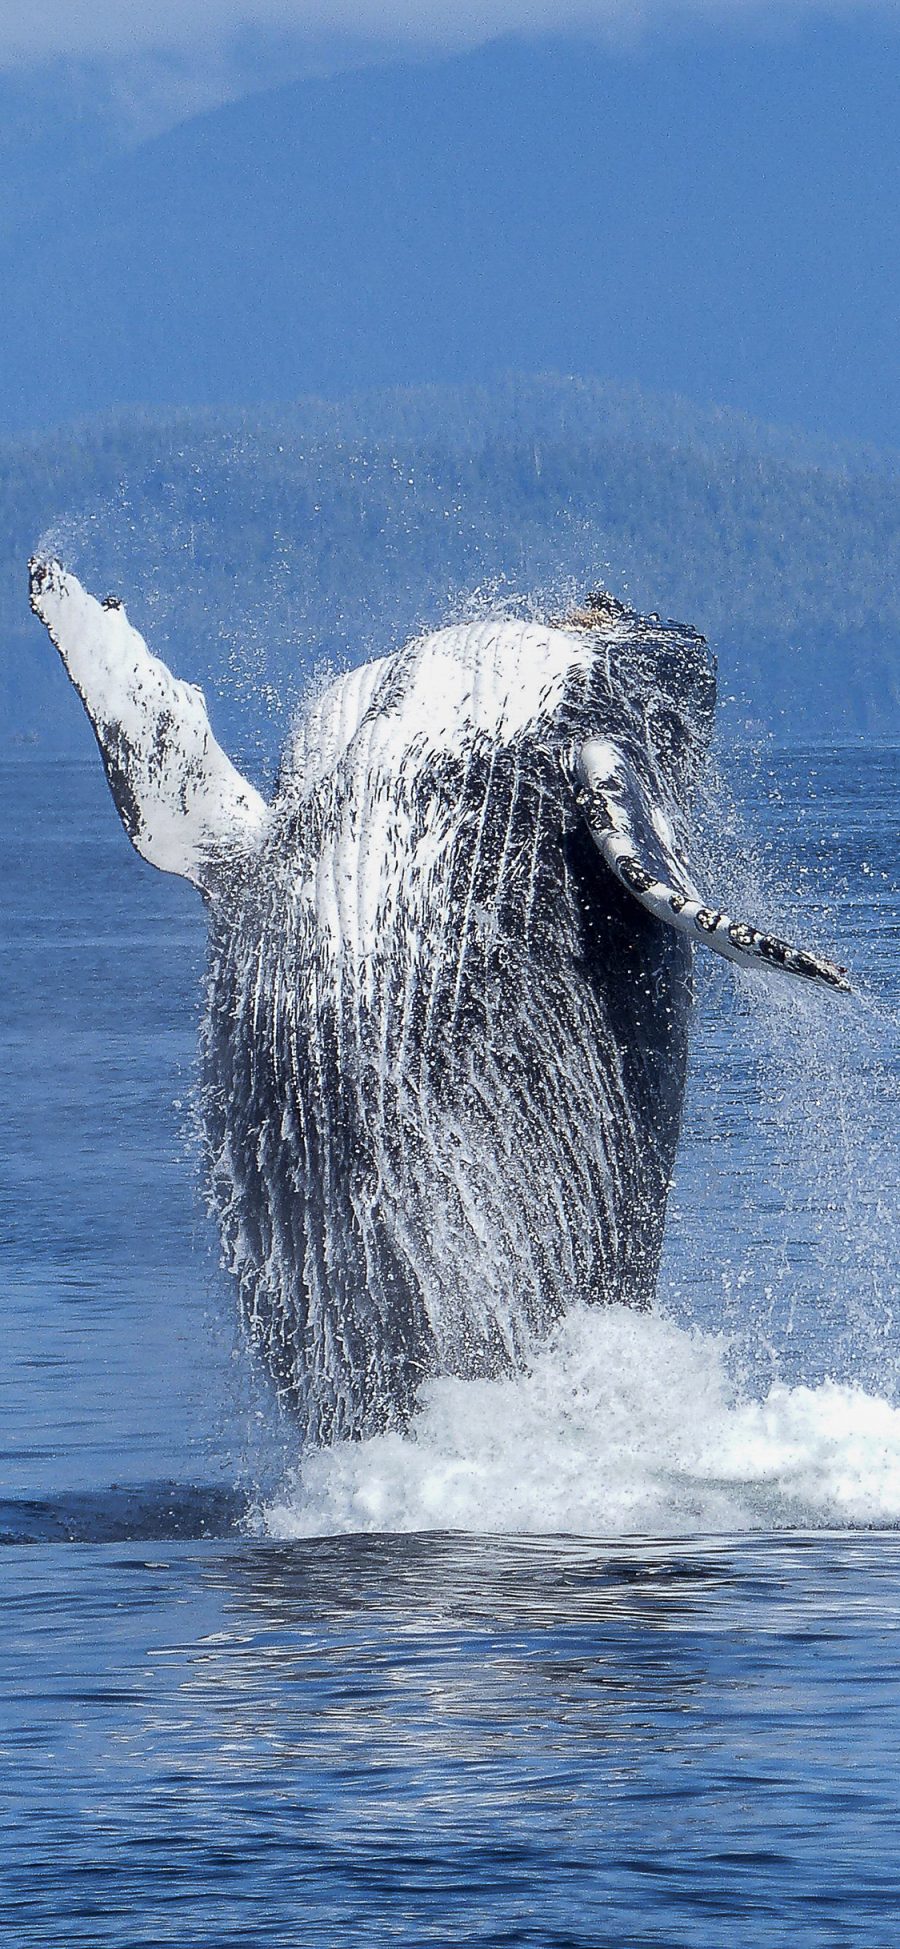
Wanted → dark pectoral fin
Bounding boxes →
[30,559,269,893]
[575,739,850,995]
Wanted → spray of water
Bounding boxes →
[257,732,898,1540]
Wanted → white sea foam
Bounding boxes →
[260,1305,900,1540]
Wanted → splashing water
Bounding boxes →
[671,743,899,1394]
[259,1305,900,1539]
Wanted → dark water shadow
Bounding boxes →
[0,1481,247,1544]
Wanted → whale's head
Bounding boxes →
[548,588,717,813]
[275,587,716,842]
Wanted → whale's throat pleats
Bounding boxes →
[201,740,691,1439]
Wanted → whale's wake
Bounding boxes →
[258,1304,900,1539]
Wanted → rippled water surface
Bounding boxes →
[6,1533,900,1947]
[2,745,898,1945]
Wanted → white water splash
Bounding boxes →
[260,1305,900,1539]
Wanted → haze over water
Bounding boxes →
[2,738,898,1944]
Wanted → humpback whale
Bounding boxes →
[30,561,848,1443]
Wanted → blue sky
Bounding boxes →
[0,4,896,151]
[0,2,895,54]
[3,2,898,80]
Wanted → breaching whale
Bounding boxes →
[30,560,848,1443]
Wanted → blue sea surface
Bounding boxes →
[2,746,899,1946]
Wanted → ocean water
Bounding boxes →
[2,743,898,1946]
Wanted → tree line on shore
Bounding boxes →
[5,375,899,765]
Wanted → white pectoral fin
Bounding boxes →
[30,558,269,892]
[575,738,850,995]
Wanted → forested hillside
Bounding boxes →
[5,375,899,773]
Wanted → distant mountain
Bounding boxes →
[0,63,121,245]
[4,376,899,765]
[2,22,899,447]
